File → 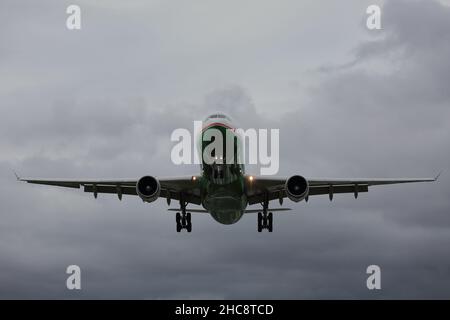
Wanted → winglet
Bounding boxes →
[12,170,21,181]
[435,170,444,181]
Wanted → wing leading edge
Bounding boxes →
[17,175,202,204]
[246,174,440,205]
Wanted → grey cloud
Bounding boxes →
[1,0,450,299]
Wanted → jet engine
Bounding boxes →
[136,176,160,202]
[285,175,309,202]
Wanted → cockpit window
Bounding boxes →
[206,113,232,121]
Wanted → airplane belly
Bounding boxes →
[203,191,247,225]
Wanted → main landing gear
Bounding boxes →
[257,194,273,232]
[176,199,192,233]
[257,212,273,232]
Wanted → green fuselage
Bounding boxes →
[198,123,247,224]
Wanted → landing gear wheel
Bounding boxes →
[186,212,191,224]
[257,212,263,232]
[268,212,273,232]
[186,212,192,232]
[176,212,184,232]
[176,212,182,232]
[256,193,274,232]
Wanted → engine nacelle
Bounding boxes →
[285,175,309,202]
[136,176,161,203]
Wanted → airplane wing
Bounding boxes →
[17,172,440,207]
[245,174,440,205]
[17,175,202,205]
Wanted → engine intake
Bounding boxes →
[285,175,309,202]
[136,176,160,202]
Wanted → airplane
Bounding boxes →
[17,112,439,232]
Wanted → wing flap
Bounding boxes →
[309,184,368,196]
[84,185,137,195]
[24,180,81,188]
[160,189,202,205]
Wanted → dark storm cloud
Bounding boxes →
[1,0,450,299]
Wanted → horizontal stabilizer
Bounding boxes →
[167,208,208,213]
[244,208,292,213]
[167,208,292,214]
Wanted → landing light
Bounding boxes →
[192,176,197,181]
[249,176,254,182]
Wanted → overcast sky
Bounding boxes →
[1,0,450,299]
